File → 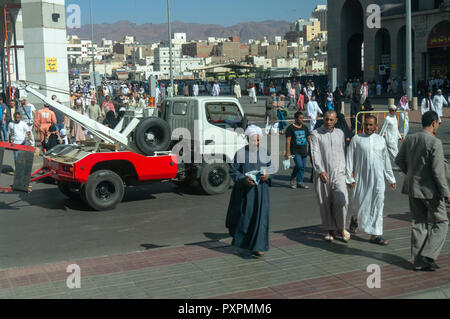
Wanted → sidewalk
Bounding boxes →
[0,212,448,299]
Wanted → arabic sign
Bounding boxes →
[428,20,450,49]
[45,58,58,73]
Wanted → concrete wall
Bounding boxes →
[22,0,69,106]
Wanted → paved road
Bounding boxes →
[0,104,448,271]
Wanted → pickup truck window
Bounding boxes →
[173,102,188,115]
[205,103,244,129]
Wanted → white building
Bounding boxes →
[154,46,181,75]
[273,58,300,69]
[250,56,272,69]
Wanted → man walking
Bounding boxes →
[8,112,31,165]
[395,111,450,271]
[346,116,397,244]
[19,97,36,147]
[285,111,310,189]
[433,89,448,122]
[310,110,350,243]
[307,95,323,131]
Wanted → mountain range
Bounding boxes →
[67,20,292,44]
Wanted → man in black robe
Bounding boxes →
[226,125,272,257]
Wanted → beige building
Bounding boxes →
[328,0,450,85]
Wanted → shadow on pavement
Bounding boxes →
[140,244,168,250]
[274,226,413,270]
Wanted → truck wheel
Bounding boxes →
[134,117,171,156]
[58,181,81,200]
[200,163,231,195]
[84,170,124,211]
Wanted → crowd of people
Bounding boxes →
[227,110,448,272]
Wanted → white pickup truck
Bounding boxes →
[161,97,248,195]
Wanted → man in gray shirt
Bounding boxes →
[396,111,450,271]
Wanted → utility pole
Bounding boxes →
[89,0,97,91]
[167,0,174,87]
[406,0,413,99]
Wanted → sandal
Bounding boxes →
[349,216,359,234]
[324,234,334,242]
[341,230,351,243]
[253,252,265,257]
[370,236,388,246]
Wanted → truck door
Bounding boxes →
[166,100,196,139]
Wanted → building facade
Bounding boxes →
[328,0,450,86]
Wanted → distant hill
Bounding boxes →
[67,20,291,44]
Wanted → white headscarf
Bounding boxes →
[245,125,263,138]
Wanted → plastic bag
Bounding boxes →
[271,122,279,135]
[283,158,291,170]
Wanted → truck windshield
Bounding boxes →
[205,103,244,129]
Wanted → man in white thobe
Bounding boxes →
[310,110,350,243]
[307,95,323,130]
[346,115,397,245]
[212,82,220,96]
[380,105,402,168]
[433,89,448,123]
[193,83,199,97]
[234,82,242,99]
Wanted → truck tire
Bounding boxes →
[200,163,231,195]
[134,117,171,156]
[58,181,81,200]
[84,170,124,211]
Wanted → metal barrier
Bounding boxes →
[354,111,406,137]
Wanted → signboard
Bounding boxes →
[428,20,450,48]
[45,58,58,73]
[379,65,386,75]
[381,54,391,65]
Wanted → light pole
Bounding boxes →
[167,0,174,88]
[406,0,413,100]
[89,0,97,91]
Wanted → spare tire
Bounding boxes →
[134,117,171,156]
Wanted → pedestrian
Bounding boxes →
[398,95,410,136]
[360,81,369,104]
[183,83,189,97]
[49,95,66,133]
[193,83,199,97]
[234,82,242,99]
[35,103,56,151]
[288,86,296,109]
[167,83,174,98]
[346,115,397,244]
[0,97,8,142]
[226,125,272,258]
[297,91,305,111]
[249,83,257,104]
[43,124,62,153]
[101,95,115,115]
[265,92,277,128]
[421,91,436,115]
[380,105,402,168]
[70,101,86,144]
[285,111,310,189]
[8,112,31,165]
[212,81,220,96]
[432,89,448,123]
[395,111,450,271]
[174,82,179,96]
[350,94,361,133]
[310,110,350,243]
[277,95,286,134]
[86,99,102,122]
[306,95,323,131]
[19,97,36,147]
[345,79,353,99]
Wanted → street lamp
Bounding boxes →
[167,0,174,88]
[89,0,97,91]
[406,0,413,100]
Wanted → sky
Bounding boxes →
[66,0,327,27]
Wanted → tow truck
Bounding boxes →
[0,81,248,211]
